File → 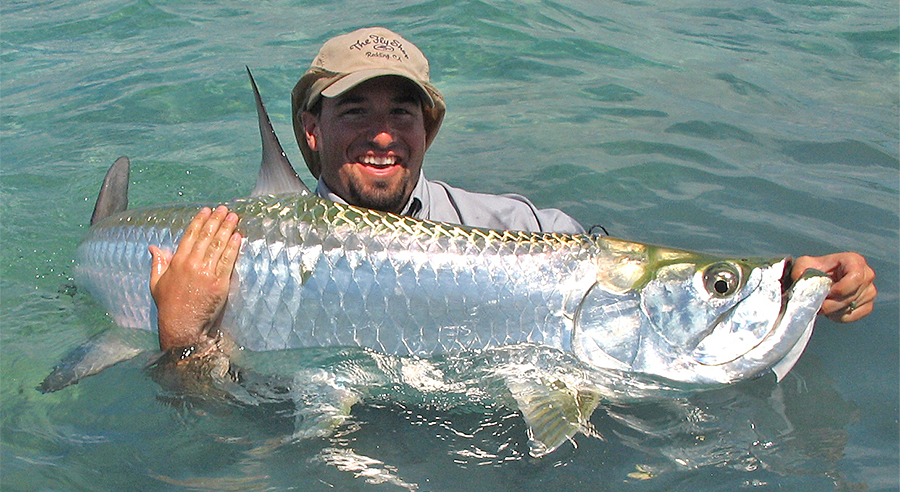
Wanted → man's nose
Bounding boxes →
[371,131,394,148]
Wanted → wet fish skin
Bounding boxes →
[43,69,833,457]
[66,68,832,389]
[71,196,829,456]
[75,194,602,355]
[74,191,829,386]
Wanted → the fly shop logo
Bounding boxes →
[349,34,411,62]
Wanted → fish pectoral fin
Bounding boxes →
[288,370,361,441]
[507,378,602,458]
[38,328,151,393]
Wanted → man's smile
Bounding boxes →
[355,153,404,178]
[360,154,398,167]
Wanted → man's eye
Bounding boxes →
[395,105,423,117]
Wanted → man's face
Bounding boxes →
[302,76,427,214]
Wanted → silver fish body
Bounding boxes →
[49,70,833,456]
[75,191,831,386]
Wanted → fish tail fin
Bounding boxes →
[37,329,149,393]
[246,67,310,197]
[90,156,130,225]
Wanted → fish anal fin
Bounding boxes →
[90,156,130,226]
[246,67,310,197]
[508,378,602,457]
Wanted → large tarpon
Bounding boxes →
[42,70,832,456]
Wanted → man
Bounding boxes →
[292,28,584,233]
[149,27,876,353]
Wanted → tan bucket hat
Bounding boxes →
[291,27,446,178]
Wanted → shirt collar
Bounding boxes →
[315,177,348,205]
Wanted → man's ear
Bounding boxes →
[301,111,319,151]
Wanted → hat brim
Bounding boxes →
[319,69,436,107]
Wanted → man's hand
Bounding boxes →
[149,206,242,351]
[792,252,876,323]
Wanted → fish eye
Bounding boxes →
[703,263,741,298]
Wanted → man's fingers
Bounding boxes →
[175,207,213,256]
[792,252,877,323]
[823,283,877,323]
[191,206,230,260]
[148,245,172,289]
[215,232,243,278]
[171,205,238,274]
[826,297,874,322]
[830,261,875,299]
[823,254,876,323]
[203,211,240,267]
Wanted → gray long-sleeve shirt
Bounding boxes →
[316,172,585,234]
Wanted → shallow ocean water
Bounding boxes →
[2,0,898,490]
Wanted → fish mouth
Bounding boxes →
[692,256,831,381]
[572,254,830,384]
[765,256,795,331]
[780,256,795,299]
[758,256,796,343]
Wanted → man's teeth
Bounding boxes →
[362,155,396,166]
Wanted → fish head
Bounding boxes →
[573,244,832,386]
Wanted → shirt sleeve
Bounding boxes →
[425,181,586,234]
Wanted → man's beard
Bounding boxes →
[347,177,409,214]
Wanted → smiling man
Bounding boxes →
[303,76,427,214]
[291,27,584,232]
[149,27,876,353]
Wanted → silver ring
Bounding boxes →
[846,301,858,314]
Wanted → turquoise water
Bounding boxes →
[2,0,898,490]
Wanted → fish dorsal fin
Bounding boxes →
[246,67,310,197]
[90,156,130,225]
[507,377,602,457]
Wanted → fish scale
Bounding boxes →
[44,71,834,458]
[76,194,600,357]
[219,194,599,354]
[74,182,831,391]
[67,69,832,390]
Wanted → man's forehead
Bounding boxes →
[331,76,423,104]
